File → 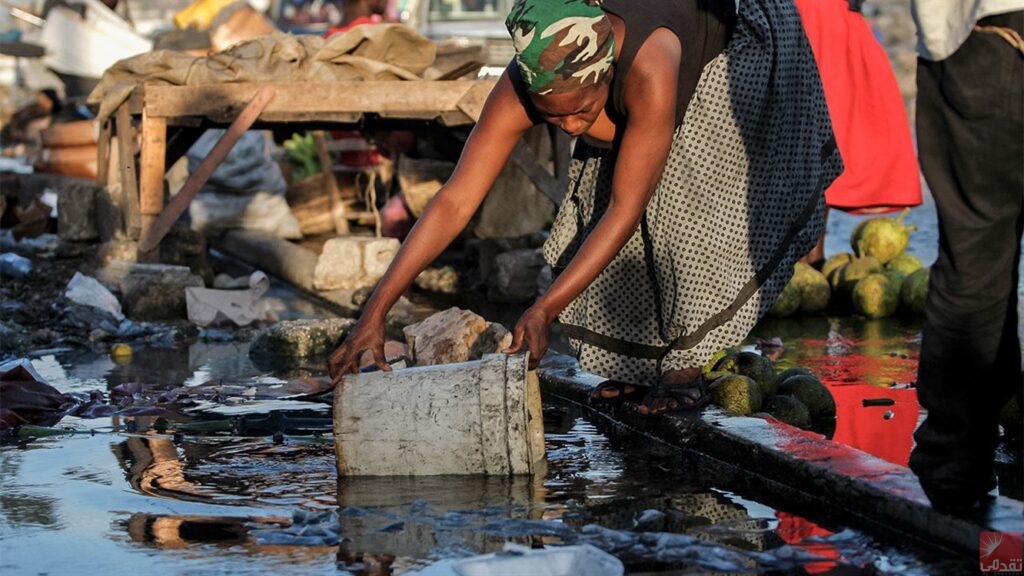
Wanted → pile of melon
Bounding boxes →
[770,210,929,319]
[703,349,835,430]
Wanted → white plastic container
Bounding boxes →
[334,353,545,476]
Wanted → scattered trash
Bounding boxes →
[452,543,623,576]
[63,272,125,321]
[186,270,272,327]
[110,342,133,362]
[0,157,33,174]
[0,358,71,431]
[0,252,33,278]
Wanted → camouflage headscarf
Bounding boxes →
[505,0,615,94]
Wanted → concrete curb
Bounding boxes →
[536,353,1024,558]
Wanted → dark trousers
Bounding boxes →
[909,11,1024,493]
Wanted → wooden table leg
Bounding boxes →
[138,108,167,248]
[96,119,112,186]
[312,130,349,236]
[115,105,141,240]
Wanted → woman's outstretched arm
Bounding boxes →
[329,67,537,382]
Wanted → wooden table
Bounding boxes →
[96,80,568,247]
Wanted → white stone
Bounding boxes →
[313,236,400,291]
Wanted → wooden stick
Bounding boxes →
[312,130,349,236]
[137,85,276,253]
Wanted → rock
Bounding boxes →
[488,248,546,303]
[414,266,459,295]
[55,177,102,241]
[358,340,409,369]
[465,233,547,290]
[249,318,355,359]
[96,261,204,321]
[403,307,512,366]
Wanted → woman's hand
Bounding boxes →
[503,304,553,369]
[328,317,390,386]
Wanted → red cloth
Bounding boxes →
[325,15,383,38]
[795,0,922,214]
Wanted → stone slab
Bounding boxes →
[536,352,1024,558]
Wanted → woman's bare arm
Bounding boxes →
[329,67,536,379]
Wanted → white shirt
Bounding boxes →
[911,0,1024,60]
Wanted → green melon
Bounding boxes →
[713,351,779,396]
[710,374,763,416]
[792,262,831,313]
[776,366,816,389]
[821,252,854,281]
[851,209,916,264]
[901,267,929,315]
[885,253,923,277]
[763,394,812,429]
[768,280,801,318]
[702,347,741,380]
[852,272,901,318]
[778,374,836,421]
[834,256,883,295]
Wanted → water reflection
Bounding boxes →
[124,513,251,550]
[751,315,922,467]
[0,451,60,529]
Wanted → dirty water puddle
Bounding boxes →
[0,341,984,575]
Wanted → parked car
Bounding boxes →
[398,0,513,74]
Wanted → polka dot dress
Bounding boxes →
[543,0,843,387]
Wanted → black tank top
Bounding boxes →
[602,0,735,126]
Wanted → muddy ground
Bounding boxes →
[1,241,97,358]
[0,238,208,360]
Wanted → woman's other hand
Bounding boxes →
[328,318,390,385]
[503,304,552,369]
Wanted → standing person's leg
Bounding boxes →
[909,11,1024,513]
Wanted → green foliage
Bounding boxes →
[283,132,320,180]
